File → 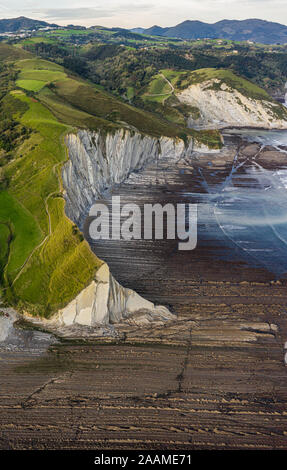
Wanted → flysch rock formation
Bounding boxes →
[62,128,208,227]
[24,128,214,335]
[176,79,287,129]
[23,263,174,337]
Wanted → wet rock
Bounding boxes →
[240,143,261,157]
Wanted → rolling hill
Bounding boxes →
[0,16,57,33]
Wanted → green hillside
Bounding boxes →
[0,45,221,317]
[138,67,287,126]
[0,77,103,316]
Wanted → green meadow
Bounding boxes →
[0,191,42,282]
[143,69,190,105]
[16,79,47,91]
[16,62,67,92]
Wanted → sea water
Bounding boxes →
[199,129,287,276]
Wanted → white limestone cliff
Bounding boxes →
[62,128,201,226]
[176,79,287,129]
[23,263,173,334]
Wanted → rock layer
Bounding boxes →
[23,263,174,335]
[176,79,287,129]
[62,129,197,226]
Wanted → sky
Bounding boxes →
[0,0,286,29]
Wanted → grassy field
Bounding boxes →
[140,66,285,127]
[141,69,201,124]
[142,68,193,125]
[14,58,196,138]
[0,222,10,280]
[16,60,66,92]
[161,69,187,84]
[144,67,273,104]
[143,69,185,104]
[0,191,42,283]
[16,79,47,91]
[18,58,64,71]
[47,29,95,37]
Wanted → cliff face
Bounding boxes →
[176,79,287,129]
[24,263,173,337]
[62,129,196,227]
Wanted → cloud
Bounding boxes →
[32,4,153,21]
[36,8,112,20]
[0,3,10,10]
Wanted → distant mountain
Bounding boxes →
[137,19,287,44]
[0,16,57,33]
[130,28,146,34]
[143,25,170,36]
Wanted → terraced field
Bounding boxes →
[16,62,66,92]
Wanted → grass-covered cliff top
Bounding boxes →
[173,68,287,121]
[174,68,272,101]
[137,67,287,127]
[143,67,273,102]
[0,45,221,317]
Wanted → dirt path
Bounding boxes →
[145,72,175,97]
[12,161,63,286]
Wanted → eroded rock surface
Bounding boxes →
[63,129,196,227]
[176,79,287,129]
[23,264,174,337]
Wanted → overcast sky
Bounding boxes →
[0,0,286,28]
